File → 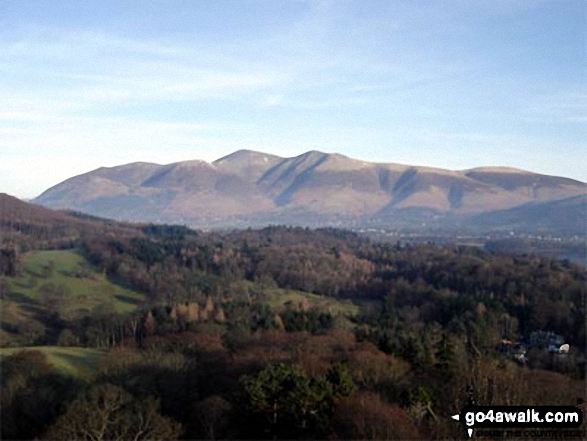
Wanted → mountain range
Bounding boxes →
[33,150,586,234]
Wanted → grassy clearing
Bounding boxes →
[263,287,360,317]
[0,346,106,377]
[5,249,146,316]
[227,280,360,317]
[1,249,146,346]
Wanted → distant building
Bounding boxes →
[528,331,564,349]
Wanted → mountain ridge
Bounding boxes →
[33,150,586,233]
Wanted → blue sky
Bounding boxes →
[1,0,585,198]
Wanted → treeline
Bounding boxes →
[0,193,140,253]
[79,225,586,348]
[30,293,337,351]
[4,327,583,440]
[2,213,586,439]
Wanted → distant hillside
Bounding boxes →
[0,193,138,250]
[1,192,86,227]
[32,150,587,233]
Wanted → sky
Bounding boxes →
[0,0,585,198]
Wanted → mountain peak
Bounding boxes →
[214,149,282,164]
[171,159,214,169]
[297,150,330,160]
[465,166,530,174]
[301,149,328,155]
[213,150,283,182]
[32,149,587,231]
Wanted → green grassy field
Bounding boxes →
[263,287,360,317]
[1,249,147,346]
[255,287,359,332]
[6,249,146,315]
[0,346,106,377]
[226,280,360,317]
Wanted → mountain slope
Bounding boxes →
[0,193,141,250]
[213,150,283,183]
[33,150,587,231]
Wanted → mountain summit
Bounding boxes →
[34,150,586,232]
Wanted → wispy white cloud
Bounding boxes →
[565,116,587,123]
[0,0,585,197]
[0,1,470,114]
[521,90,587,123]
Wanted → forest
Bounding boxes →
[1,194,585,439]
